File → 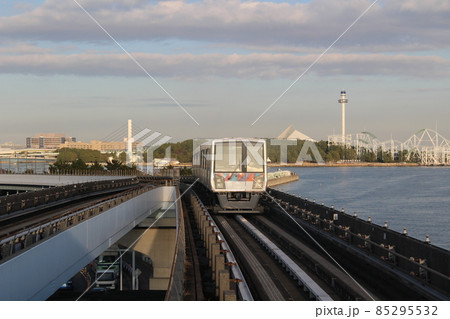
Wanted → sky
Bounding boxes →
[1,0,450,144]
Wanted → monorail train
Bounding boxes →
[193,138,267,213]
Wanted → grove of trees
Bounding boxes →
[49,149,135,172]
[52,138,416,170]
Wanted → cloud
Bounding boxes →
[13,2,36,12]
[399,0,450,12]
[1,1,449,81]
[0,0,449,53]
[68,95,205,108]
[0,43,53,54]
[1,51,448,79]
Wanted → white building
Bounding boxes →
[277,125,316,142]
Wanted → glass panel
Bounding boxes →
[214,141,243,172]
[98,273,115,281]
[245,141,264,172]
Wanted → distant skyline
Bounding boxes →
[1,0,449,144]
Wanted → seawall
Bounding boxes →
[267,174,299,187]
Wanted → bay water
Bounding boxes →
[271,166,450,250]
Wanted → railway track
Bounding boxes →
[214,214,315,300]
[186,184,336,300]
[0,181,160,263]
[245,214,376,301]
[211,211,381,301]
[188,183,383,301]
[0,185,140,240]
[184,188,253,301]
[168,180,391,300]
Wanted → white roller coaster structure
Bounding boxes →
[403,129,450,165]
[329,129,450,165]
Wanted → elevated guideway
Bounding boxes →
[0,174,133,192]
[264,188,450,300]
[0,183,179,301]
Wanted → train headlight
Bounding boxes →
[214,175,225,189]
[252,174,264,189]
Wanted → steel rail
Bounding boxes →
[235,215,333,301]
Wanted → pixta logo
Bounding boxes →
[270,139,324,164]
[126,128,172,174]
[193,138,266,166]
[193,138,324,166]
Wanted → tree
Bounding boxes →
[106,159,123,170]
[89,160,104,171]
[376,147,384,163]
[71,158,88,170]
[49,160,72,172]
[57,150,77,162]
[360,149,376,162]
[57,148,109,163]
[118,151,127,162]
[104,159,136,171]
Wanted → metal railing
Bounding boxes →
[0,178,139,216]
[0,168,142,176]
[0,184,155,262]
[264,188,450,298]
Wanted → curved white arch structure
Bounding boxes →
[403,129,450,165]
[329,128,450,165]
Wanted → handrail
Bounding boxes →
[0,185,155,262]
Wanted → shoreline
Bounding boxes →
[175,162,428,168]
[268,162,422,168]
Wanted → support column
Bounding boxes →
[223,290,237,301]
[207,233,216,262]
[199,216,207,241]
[211,244,220,279]
[219,270,230,301]
[215,255,225,297]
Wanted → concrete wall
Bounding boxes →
[267,174,299,187]
[0,186,176,301]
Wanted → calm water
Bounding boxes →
[271,167,450,250]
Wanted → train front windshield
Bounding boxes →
[214,141,264,173]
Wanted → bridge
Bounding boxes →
[0,174,449,301]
